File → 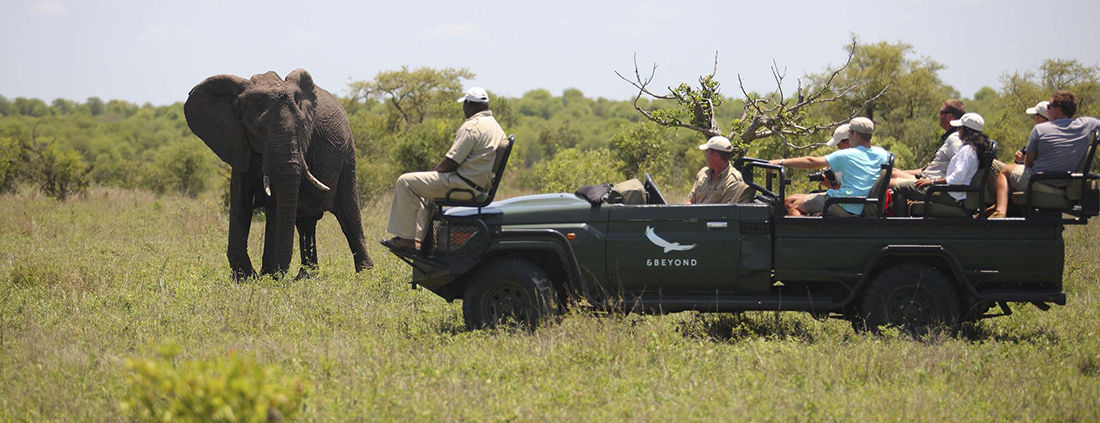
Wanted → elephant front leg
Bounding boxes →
[227,170,257,281]
[295,216,320,280]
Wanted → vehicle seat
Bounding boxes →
[822,153,894,218]
[1011,130,1099,217]
[910,140,999,218]
[434,134,514,208]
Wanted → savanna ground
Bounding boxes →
[1,187,1099,422]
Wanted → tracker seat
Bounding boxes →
[434,134,515,209]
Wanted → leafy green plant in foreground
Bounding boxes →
[121,343,307,423]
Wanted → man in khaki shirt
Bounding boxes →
[687,136,754,204]
[384,87,506,249]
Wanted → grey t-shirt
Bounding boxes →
[1026,117,1100,185]
[922,130,963,179]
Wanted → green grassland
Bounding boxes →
[1,188,1099,422]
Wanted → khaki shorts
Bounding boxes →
[1009,165,1064,195]
[803,191,858,216]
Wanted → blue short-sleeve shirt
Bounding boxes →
[824,145,891,215]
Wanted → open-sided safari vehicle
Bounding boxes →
[384,131,1100,334]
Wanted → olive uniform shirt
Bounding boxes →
[444,110,506,189]
[687,165,754,204]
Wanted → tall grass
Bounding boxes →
[1,187,1098,421]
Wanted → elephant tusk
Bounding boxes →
[306,170,330,192]
[263,175,272,197]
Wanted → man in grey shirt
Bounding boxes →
[891,99,965,216]
[990,90,1100,218]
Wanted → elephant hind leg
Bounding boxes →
[295,215,321,280]
[332,158,373,272]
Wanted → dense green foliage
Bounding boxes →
[121,343,307,422]
[1,188,1098,421]
[3,42,1097,201]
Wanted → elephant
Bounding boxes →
[185,69,373,280]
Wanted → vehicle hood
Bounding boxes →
[445,193,602,225]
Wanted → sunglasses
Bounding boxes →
[938,110,950,115]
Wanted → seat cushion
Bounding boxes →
[1012,191,1072,209]
[909,201,971,218]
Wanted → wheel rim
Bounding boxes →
[484,281,532,326]
[884,286,940,329]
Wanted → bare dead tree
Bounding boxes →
[616,40,888,151]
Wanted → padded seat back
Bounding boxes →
[862,154,894,217]
[961,140,999,211]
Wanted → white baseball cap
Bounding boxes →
[825,124,850,148]
[1025,101,1049,119]
[698,136,734,153]
[456,87,489,103]
[950,112,985,132]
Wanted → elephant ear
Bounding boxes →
[286,69,317,137]
[184,74,252,171]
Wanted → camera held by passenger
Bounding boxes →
[808,168,836,184]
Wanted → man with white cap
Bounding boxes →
[768,117,891,216]
[383,87,506,250]
[1015,101,1051,164]
[686,136,754,204]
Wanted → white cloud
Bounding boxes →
[424,23,481,39]
[31,0,66,15]
[290,30,323,48]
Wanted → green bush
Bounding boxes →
[24,139,91,200]
[519,147,624,193]
[142,139,214,198]
[356,156,399,203]
[121,344,307,423]
[390,117,459,173]
[0,136,27,194]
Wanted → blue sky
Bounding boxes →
[2,0,1098,105]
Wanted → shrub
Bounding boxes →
[356,156,399,203]
[390,118,459,173]
[519,147,624,193]
[0,136,27,193]
[143,139,214,198]
[121,344,307,423]
[23,139,91,200]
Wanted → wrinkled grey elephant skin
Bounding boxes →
[185,69,373,280]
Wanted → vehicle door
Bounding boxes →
[605,203,745,297]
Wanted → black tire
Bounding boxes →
[855,263,960,336]
[462,259,559,331]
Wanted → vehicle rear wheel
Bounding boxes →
[856,263,960,336]
[462,259,559,331]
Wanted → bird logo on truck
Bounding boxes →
[645,226,698,266]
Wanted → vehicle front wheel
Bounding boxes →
[856,263,960,336]
[462,259,559,331]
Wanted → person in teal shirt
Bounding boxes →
[769,117,891,216]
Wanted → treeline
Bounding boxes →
[1,40,1098,202]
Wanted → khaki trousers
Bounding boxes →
[386,171,473,241]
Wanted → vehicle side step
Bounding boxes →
[615,296,843,314]
[977,290,1066,305]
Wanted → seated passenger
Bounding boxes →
[1015,101,1051,164]
[686,136,754,204]
[768,118,891,216]
[906,113,991,210]
[891,99,966,185]
[990,90,1100,218]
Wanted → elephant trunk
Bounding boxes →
[268,163,301,275]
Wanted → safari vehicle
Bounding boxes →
[385,132,1100,333]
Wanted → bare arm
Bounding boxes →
[432,158,460,173]
[768,156,829,169]
[1023,151,1037,169]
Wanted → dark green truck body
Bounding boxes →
[405,192,1067,318]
